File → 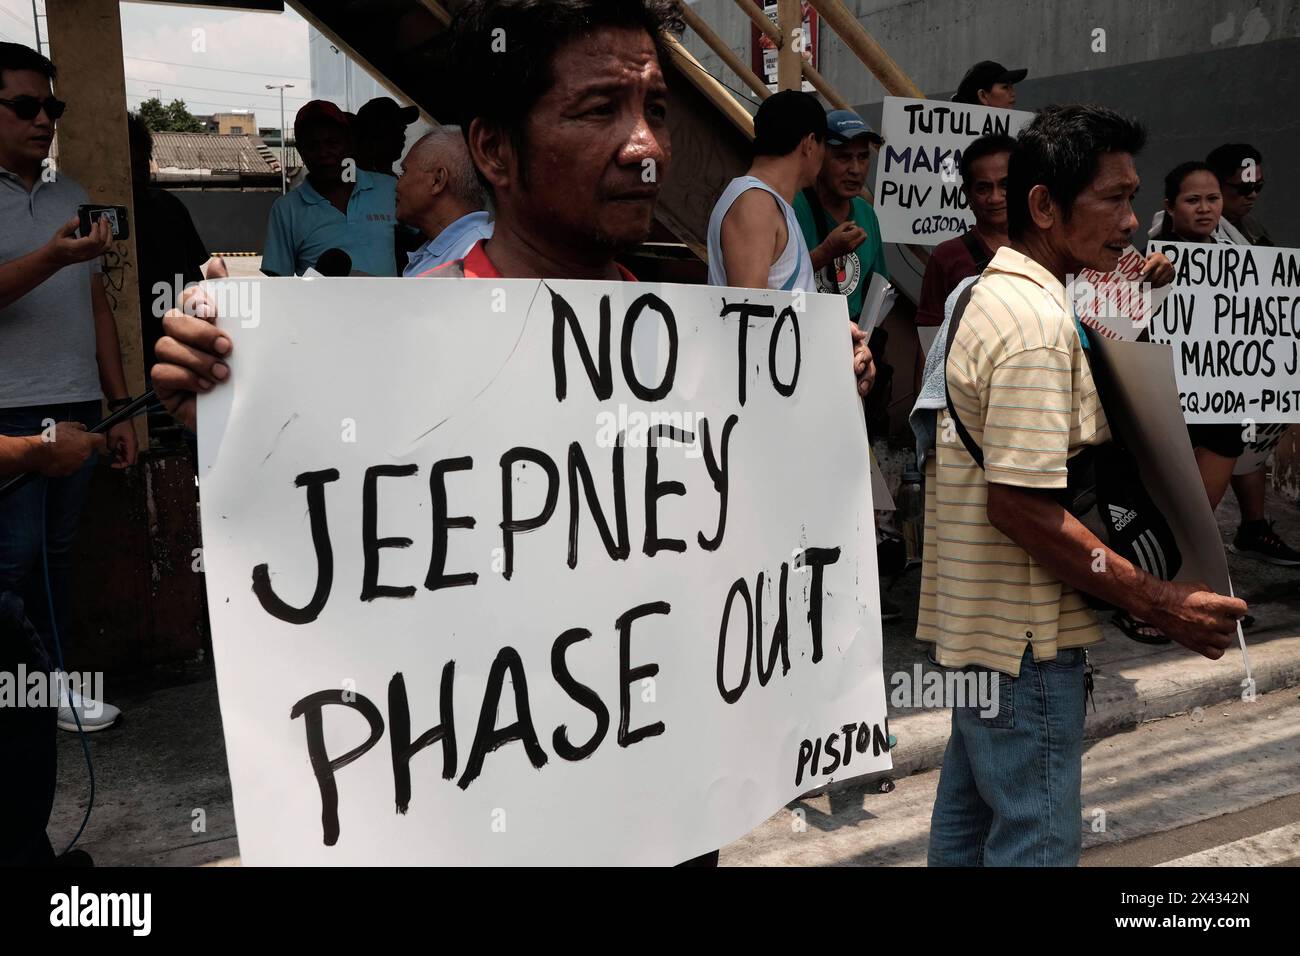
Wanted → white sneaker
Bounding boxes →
[56,683,121,733]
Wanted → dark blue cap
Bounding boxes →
[826,109,883,146]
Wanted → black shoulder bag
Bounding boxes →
[942,281,1183,608]
[960,229,993,275]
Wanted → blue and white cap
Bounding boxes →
[825,109,883,146]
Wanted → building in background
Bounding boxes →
[208,110,259,136]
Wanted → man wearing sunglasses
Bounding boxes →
[1207,143,1272,246]
[0,42,138,740]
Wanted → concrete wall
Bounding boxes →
[1001,36,1300,249]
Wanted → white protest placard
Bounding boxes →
[874,96,1033,246]
[197,277,889,865]
[1072,245,1171,342]
[1147,241,1300,423]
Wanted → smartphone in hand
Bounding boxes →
[77,204,130,241]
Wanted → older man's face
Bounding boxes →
[820,140,872,200]
[965,151,1010,230]
[1058,151,1140,273]
[510,26,671,254]
[395,144,441,226]
[0,69,56,169]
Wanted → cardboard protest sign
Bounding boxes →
[197,277,889,865]
[1086,337,1233,596]
[1072,245,1172,342]
[874,97,1033,245]
[1148,241,1300,424]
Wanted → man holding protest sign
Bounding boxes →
[151,0,879,866]
[924,106,1246,867]
[156,0,680,416]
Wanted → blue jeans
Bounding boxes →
[0,401,100,666]
[927,646,1087,867]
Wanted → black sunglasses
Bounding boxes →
[1230,181,1264,197]
[0,95,67,121]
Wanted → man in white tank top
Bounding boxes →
[707,92,876,399]
[707,91,825,293]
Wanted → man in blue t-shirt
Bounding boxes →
[262,100,398,277]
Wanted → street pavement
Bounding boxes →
[48,482,1300,866]
[722,684,1300,866]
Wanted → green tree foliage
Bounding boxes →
[136,97,205,133]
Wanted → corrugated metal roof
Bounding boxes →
[150,133,286,175]
[268,145,302,170]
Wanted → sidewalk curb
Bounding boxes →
[819,633,1300,799]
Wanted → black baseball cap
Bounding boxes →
[953,61,1028,104]
[753,90,827,157]
[355,96,419,129]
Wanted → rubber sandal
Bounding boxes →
[1113,610,1172,645]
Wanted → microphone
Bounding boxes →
[305,248,353,277]
[0,392,157,499]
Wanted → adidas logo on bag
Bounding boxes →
[1109,504,1138,531]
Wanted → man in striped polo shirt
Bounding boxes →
[924,106,1246,867]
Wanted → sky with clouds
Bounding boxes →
[0,1,313,125]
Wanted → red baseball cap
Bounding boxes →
[293,100,351,138]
